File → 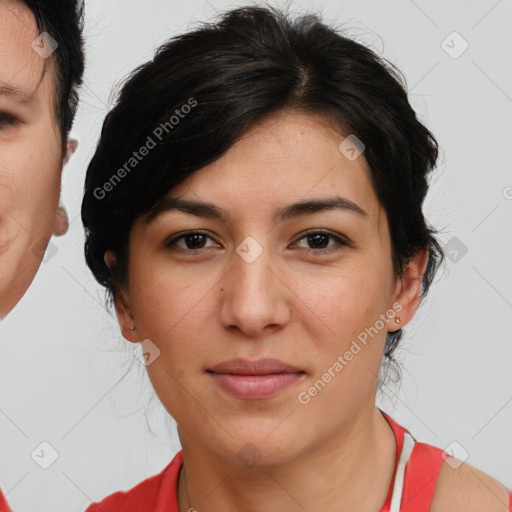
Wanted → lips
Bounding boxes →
[208,357,303,375]
[207,358,305,399]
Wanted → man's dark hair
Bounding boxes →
[20,0,85,141]
[82,4,445,381]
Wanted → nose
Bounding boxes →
[219,239,291,339]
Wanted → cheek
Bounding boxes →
[27,136,63,196]
[0,137,62,289]
[0,139,62,316]
[297,260,394,407]
[129,256,210,347]
[0,137,62,221]
[302,258,392,337]
[134,270,214,421]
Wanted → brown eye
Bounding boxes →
[0,111,19,130]
[165,230,218,251]
[294,230,349,254]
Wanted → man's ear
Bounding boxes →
[52,138,78,237]
[52,201,69,236]
[104,250,139,343]
[391,247,429,331]
[64,137,78,166]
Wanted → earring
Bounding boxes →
[395,317,401,324]
[129,326,136,331]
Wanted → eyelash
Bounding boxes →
[0,111,19,130]
[165,229,350,255]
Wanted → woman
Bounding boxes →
[0,0,84,509]
[81,5,512,511]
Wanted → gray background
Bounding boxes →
[1,0,511,510]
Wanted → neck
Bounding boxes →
[178,407,396,512]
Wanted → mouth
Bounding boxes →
[206,358,306,400]
[207,357,304,375]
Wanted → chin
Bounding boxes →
[203,423,308,468]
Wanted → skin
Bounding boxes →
[110,111,509,511]
[0,0,75,319]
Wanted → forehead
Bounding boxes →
[0,1,55,103]
[169,111,383,226]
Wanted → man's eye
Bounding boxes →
[0,111,19,130]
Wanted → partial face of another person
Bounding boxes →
[113,110,427,465]
[0,1,70,319]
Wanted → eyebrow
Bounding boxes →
[144,195,369,225]
[0,81,34,104]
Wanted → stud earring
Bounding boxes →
[395,317,401,324]
[129,326,136,331]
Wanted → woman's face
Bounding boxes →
[0,1,68,318]
[116,110,426,464]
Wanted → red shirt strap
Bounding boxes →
[400,441,445,512]
[379,411,406,511]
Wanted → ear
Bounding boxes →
[52,201,69,236]
[390,247,429,331]
[104,250,139,343]
[63,137,78,166]
[52,138,78,237]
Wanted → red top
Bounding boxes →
[0,488,12,512]
[85,412,512,512]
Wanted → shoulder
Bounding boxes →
[85,471,164,511]
[85,451,183,511]
[431,456,511,512]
